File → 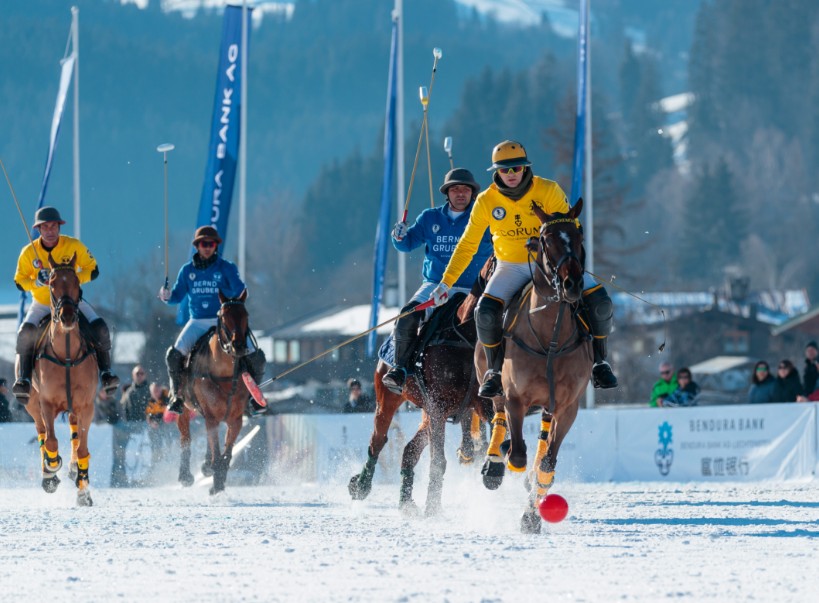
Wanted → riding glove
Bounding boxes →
[392,221,409,241]
[35,269,50,287]
[431,283,450,307]
[158,286,171,302]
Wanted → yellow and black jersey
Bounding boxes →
[14,235,98,305]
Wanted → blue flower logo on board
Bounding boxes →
[655,421,674,476]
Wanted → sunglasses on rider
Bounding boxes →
[198,240,217,249]
[497,165,525,175]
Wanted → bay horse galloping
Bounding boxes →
[480,200,593,533]
[174,290,256,495]
[349,295,492,516]
[23,253,98,506]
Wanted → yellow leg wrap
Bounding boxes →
[44,446,60,470]
[77,455,90,470]
[486,413,507,457]
[38,434,46,450]
[470,411,481,441]
[535,470,555,500]
[76,454,90,489]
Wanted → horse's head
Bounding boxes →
[217,289,250,357]
[530,198,585,303]
[48,252,81,329]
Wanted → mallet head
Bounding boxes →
[156,143,175,153]
[419,86,429,106]
[433,48,442,60]
[444,136,453,154]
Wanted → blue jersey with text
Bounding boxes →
[393,201,493,288]
[167,255,246,319]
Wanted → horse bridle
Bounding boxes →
[216,299,253,357]
[49,265,81,323]
[529,217,584,305]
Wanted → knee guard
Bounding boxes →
[89,318,113,352]
[16,323,39,355]
[475,296,504,347]
[582,285,613,338]
[395,301,422,340]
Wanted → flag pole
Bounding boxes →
[582,0,596,410]
[238,0,248,280]
[395,0,406,304]
[71,6,80,238]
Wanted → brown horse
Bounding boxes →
[174,290,254,495]
[478,199,593,533]
[23,252,98,506]
[349,294,493,516]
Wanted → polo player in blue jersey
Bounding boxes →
[382,168,494,394]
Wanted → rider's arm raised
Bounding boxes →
[392,211,428,253]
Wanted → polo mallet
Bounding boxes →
[257,299,436,388]
[444,136,454,170]
[0,158,46,268]
[156,143,175,290]
[421,85,434,208]
[400,47,443,224]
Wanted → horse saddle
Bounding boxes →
[500,282,592,348]
[378,292,473,372]
[185,327,218,370]
[34,313,96,352]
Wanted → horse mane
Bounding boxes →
[457,255,496,324]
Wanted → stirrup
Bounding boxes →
[592,361,618,389]
[382,367,406,395]
[248,397,266,416]
[100,372,120,394]
[167,396,185,415]
[12,379,31,399]
[479,371,503,398]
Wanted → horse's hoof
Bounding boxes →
[42,475,60,493]
[481,457,505,490]
[456,447,474,465]
[209,484,224,496]
[521,510,542,534]
[68,462,78,483]
[179,472,194,487]
[507,457,527,473]
[348,474,372,501]
[77,489,93,507]
[399,499,421,518]
[201,462,214,477]
[424,502,443,517]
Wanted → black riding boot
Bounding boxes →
[382,302,421,395]
[166,346,187,414]
[12,323,39,399]
[583,285,618,389]
[89,318,120,393]
[592,337,618,389]
[243,348,267,416]
[475,296,505,398]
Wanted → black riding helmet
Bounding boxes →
[439,168,480,197]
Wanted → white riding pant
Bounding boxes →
[22,299,100,327]
[483,261,597,304]
[174,317,256,356]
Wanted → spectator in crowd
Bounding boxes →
[805,357,819,401]
[0,378,12,423]
[660,368,701,407]
[772,360,807,402]
[650,362,678,407]
[112,365,152,487]
[802,341,818,395]
[343,378,375,413]
[146,382,171,468]
[748,361,777,404]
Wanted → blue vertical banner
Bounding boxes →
[366,19,399,358]
[569,0,588,206]
[179,5,250,326]
[196,4,251,244]
[19,52,76,325]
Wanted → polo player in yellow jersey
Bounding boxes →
[430,141,618,398]
[12,206,120,398]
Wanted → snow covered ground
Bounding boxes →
[1,463,817,602]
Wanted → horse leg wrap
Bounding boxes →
[486,413,507,458]
[76,454,90,488]
[470,412,482,441]
[44,447,62,474]
[399,467,414,504]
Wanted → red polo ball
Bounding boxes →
[538,494,569,523]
